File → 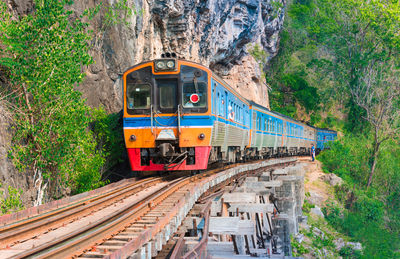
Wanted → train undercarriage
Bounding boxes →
[129,144,312,174]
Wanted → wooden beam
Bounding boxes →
[221,193,256,203]
[209,217,255,235]
[227,203,274,214]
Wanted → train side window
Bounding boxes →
[238,106,240,122]
[235,105,237,121]
[127,83,151,110]
[256,114,258,129]
[217,92,220,115]
[234,103,236,121]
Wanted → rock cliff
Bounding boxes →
[73,0,285,112]
[6,0,285,111]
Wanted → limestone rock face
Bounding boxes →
[0,103,36,205]
[7,0,285,112]
[71,0,286,112]
[320,173,344,186]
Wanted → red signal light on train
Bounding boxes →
[190,94,199,103]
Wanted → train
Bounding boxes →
[122,56,337,172]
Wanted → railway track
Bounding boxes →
[0,157,296,259]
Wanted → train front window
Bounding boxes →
[127,83,151,109]
[157,79,177,109]
[182,82,207,108]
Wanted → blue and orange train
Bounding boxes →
[123,57,337,172]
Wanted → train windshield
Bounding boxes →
[125,66,152,114]
[127,83,151,109]
[182,82,207,108]
[180,65,208,112]
[157,79,178,110]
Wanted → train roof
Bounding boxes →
[315,128,337,134]
[211,72,250,105]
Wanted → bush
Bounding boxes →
[339,245,362,259]
[91,108,125,180]
[317,134,371,187]
[354,192,384,223]
[291,235,310,256]
[0,184,24,214]
[302,199,315,213]
[323,202,343,226]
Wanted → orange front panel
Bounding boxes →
[179,127,212,147]
[124,128,158,148]
[124,127,212,148]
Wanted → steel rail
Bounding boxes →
[0,177,161,248]
[12,177,190,259]
[181,199,212,259]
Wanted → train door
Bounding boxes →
[252,111,257,146]
[212,82,216,114]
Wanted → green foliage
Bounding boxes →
[354,192,384,223]
[321,142,400,258]
[318,135,371,185]
[319,134,400,258]
[103,0,135,28]
[0,0,105,195]
[322,202,343,227]
[299,214,342,257]
[248,43,269,81]
[291,235,310,256]
[302,199,315,213]
[263,3,328,121]
[279,0,400,257]
[87,0,137,49]
[0,0,136,196]
[339,245,362,259]
[0,183,24,214]
[91,108,125,180]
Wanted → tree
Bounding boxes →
[308,0,400,186]
[0,0,104,204]
[351,61,400,188]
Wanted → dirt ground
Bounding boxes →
[298,157,335,204]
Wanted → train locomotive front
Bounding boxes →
[123,58,212,171]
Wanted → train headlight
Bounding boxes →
[198,133,205,140]
[129,135,136,142]
[166,60,175,68]
[154,59,177,71]
[155,61,166,70]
